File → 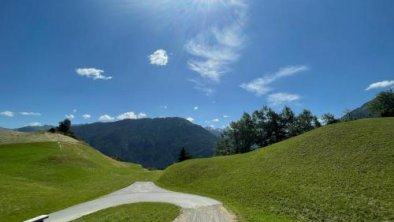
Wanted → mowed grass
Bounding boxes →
[158,118,394,222]
[73,202,180,222]
[0,140,161,221]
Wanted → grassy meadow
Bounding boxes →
[158,118,394,222]
[0,137,161,221]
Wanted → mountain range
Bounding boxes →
[342,101,377,120]
[16,125,53,132]
[1,98,377,169]
[205,127,224,137]
[71,117,218,169]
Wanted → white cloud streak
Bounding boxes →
[366,80,394,90]
[65,114,75,119]
[20,112,41,116]
[186,0,247,93]
[212,118,220,122]
[0,111,14,117]
[241,65,309,96]
[76,68,113,80]
[99,114,114,122]
[186,117,194,122]
[149,49,169,66]
[194,106,199,110]
[188,79,214,96]
[82,114,91,119]
[267,93,301,106]
[117,112,147,120]
[28,122,42,127]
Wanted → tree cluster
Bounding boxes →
[48,119,76,138]
[215,106,322,155]
[369,89,394,117]
[215,89,394,156]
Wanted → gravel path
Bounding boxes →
[44,182,235,222]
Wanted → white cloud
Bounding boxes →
[149,49,169,66]
[186,22,246,82]
[240,78,273,96]
[241,65,309,96]
[267,93,301,106]
[186,117,194,122]
[65,114,75,119]
[212,118,220,122]
[73,109,77,113]
[117,112,147,120]
[194,106,199,110]
[186,0,247,94]
[366,80,394,90]
[161,105,168,110]
[20,112,41,116]
[223,115,230,118]
[28,122,42,127]
[99,114,114,122]
[82,114,91,119]
[76,68,113,80]
[0,111,14,117]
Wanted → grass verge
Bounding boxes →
[72,202,180,222]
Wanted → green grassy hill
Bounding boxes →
[0,132,160,221]
[158,118,394,222]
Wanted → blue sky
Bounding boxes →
[1,0,393,128]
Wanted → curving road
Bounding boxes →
[44,182,235,222]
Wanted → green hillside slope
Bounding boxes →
[0,132,160,222]
[158,118,394,222]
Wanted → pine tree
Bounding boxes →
[178,147,192,162]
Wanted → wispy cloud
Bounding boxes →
[65,114,75,119]
[28,122,42,127]
[117,112,147,120]
[212,118,220,122]
[0,111,14,117]
[365,80,394,90]
[188,79,214,96]
[149,49,169,66]
[193,106,199,110]
[186,0,248,92]
[76,68,113,80]
[99,114,114,122]
[82,114,91,119]
[241,65,309,96]
[268,93,301,106]
[186,117,194,122]
[223,115,230,118]
[20,112,41,116]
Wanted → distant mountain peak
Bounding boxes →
[72,117,217,169]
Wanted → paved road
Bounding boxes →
[44,182,235,222]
